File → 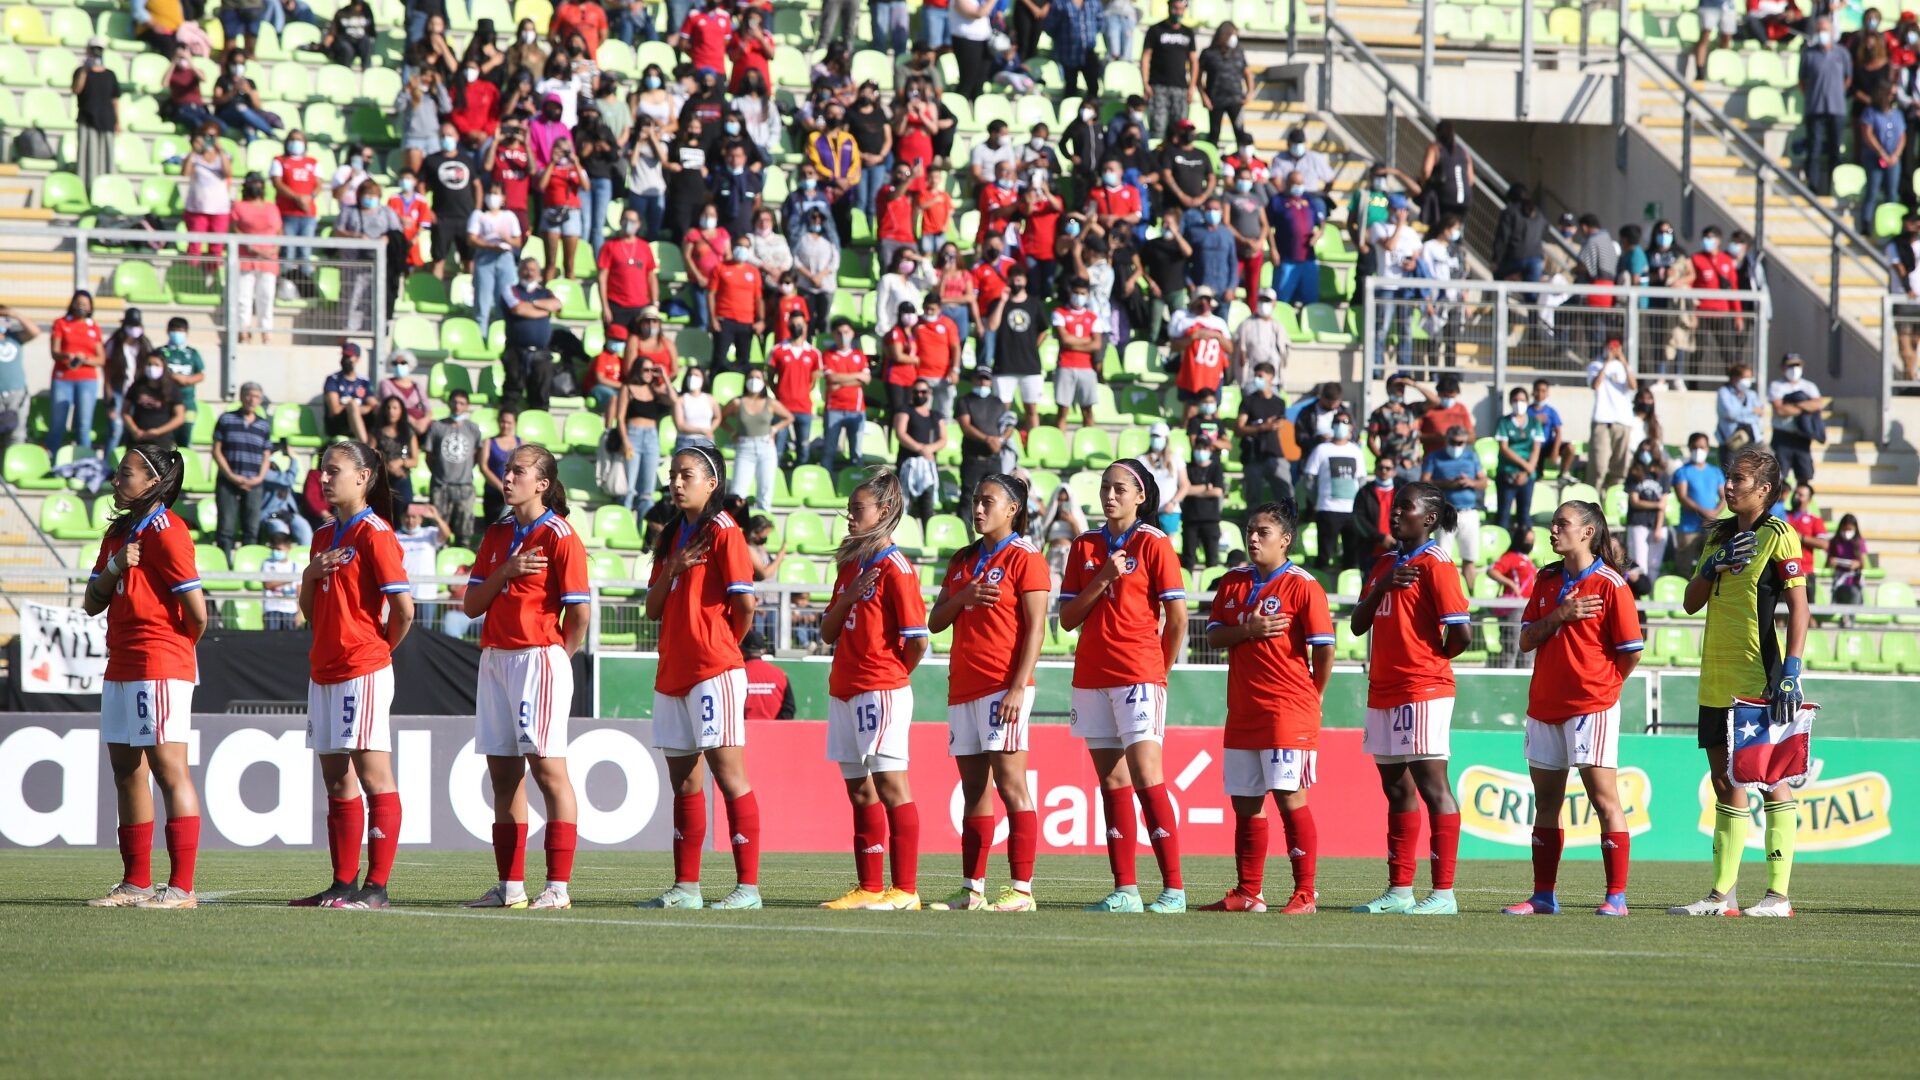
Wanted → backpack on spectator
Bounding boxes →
[595,429,631,499]
[11,128,52,163]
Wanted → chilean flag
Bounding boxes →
[1727,696,1816,788]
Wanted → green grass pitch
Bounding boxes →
[4,850,1917,1077]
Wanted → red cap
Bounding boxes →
[607,323,630,341]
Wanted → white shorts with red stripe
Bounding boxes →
[1070,684,1166,750]
[307,666,397,754]
[947,688,1033,757]
[1223,748,1318,797]
[1524,703,1622,770]
[1363,698,1454,762]
[475,645,574,758]
[101,679,194,747]
[652,668,748,756]
[828,686,914,777]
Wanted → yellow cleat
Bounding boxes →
[988,886,1036,912]
[861,887,922,911]
[820,886,887,910]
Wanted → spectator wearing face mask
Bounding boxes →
[1268,170,1325,308]
[386,168,436,272]
[334,179,407,333]
[1181,434,1226,570]
[1715,361,1765,452]
[501,257,563,410]
[1643,218,1694,383]
[122,355,187,451]
[1493,387,1544,531]
[807,106,861,242]
[1827,513,1868,609]
[1236,361,1291,508]
[875,248,927,338]
[1670,432,1726,574]
[1768,353,1828,487]
[1349,455,1401,567]
[1413,373,1474,456]
[821,317,873,473]
[1303,411,1363,570]
[1231,289,1288,390]
[1185,198,1238,303]
[1050,277,1108,430]
[1800,17,1852,195]
[1198,22,1252,152]
[1170,286,1230,422]
[1366,372,1421,479]
[1584,339,1636,489]
[1019,175,1067,298]
[378,351,434,438]
[1157,120,1216,232]
[1274,126,1337,221]
[1142,0,1200,139]
[1422,423,1488,588]
[709,237,765,375]
[73,38,121,190]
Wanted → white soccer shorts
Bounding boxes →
[307,665,396,754]
[652,668,748,756]
[1223,747,1319,797]
[1363,697,1454,761]
[994,374,1045,409]
[476,644,574,758]
[1070,683,1166,750]
[829,686,914,777]
[101,679,194,747]
[948,688,1034,757]
[1524,703,1622,771]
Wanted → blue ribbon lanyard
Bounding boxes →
[1103,520,1142,563]
[973,532,1018,579]
[507,509,555,557]
[1248,559,1295,610]
[1395,539,1438,568]
[329,506,375,551]
[862,544,900,572]
[1555,557,1603,607]
[675,517,700,554]
[115,506,166,563]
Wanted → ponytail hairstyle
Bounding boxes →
[955,472,1032,564]
[835,466,906,568]
[1394,480,1458,538]
[650,444,729,560]
[509,443,570,518]
[108,443,186,537]
[1554,499,1614,572]
[1708,446,1784,548]
[1246,496,1301,557]
[1106,458,1161,530]
[323,439,396,526]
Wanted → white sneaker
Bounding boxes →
[1666,890,1740,916]
[528,886,571,910]
[134,885,197,909]
[87,881,153,907]
[463,884,529,909]
[1742,893,1793,918]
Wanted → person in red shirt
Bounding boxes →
[1086,164,1145,233]
[1348,481,1473,917]
[911,295,959,414]
[772,271,811,342]
[1050,277,1109,430]
[1507,502,1643,917]
[892,88,939,175]
[969,239,1014,368]
[1413,373,1475,456]
[882,302,920,420]
[768,311,821,463]
[549,0,607,56]
[82,445,207,909]
[641,445,762,910]
[1201,499,1335,914]
[486,124,534,235]
[874,162,924,283]
[740,630,794,719]
[976,161,1022,249]
[47,290,104,455]
[708,236,764,374]
[450,65,500,140]
[671,0,734,76]
[537,136,587,280]
[726,6,776,93]
[598,205,659,328]
[292,440,417,911]
[821,318,872,473]
[586,323,630,409]
[1019,178,1065,297]
[387,170,436,269]
[818,468,929,910]
[924,473,1049,911]
[270,135,321,279]
[458,445,592,911]
[916,163,955,251]
[1059,459,1190,913]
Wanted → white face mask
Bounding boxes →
[1149,434,1166,450]
[486,192,505,210]
[520,29,536,43]
[701,216,717,230]
[1029,137,1045,151]
[1785,366,1803,381]
[144,364,165,380]
[746,376,765,394]
[1510,402,1527,417]
[1691,447,1709,464]
[686,374,704,392]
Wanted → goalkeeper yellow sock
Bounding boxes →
[1764,800,1799,896]
[1711,803,1749,896]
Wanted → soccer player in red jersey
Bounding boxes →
[1505,500,1644,917]
[292,442,415,910]
[1060,459,1189,913]
[1348,481,1472,916]
[461,445,592,912]
[818,468,930,910]
[1201,500,1334,914]
[638,445,763,910]
[926,473,1049,912]
[82,445,206,909]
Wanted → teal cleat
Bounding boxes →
[1407,892,1459,916]
[1351,888,1417,914]
[1083,889,1145,913]
[711,887,763,911]
[1147,888,1187,914]
[635,885,704,910]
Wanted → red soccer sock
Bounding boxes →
[886,802,920,894]
[1601,831,1631,895]
[1386,810,1421,888]
[1007,809,1037,888]
[1531,826,1565,895]
[492,822,528,883]
[544,820,577,884]
[1233,813,1269,898]
[672,792,706,884]
[1279,804,1318,894]
[854,801,887,893]
[163,816,199,892]
[1429,810,1461,890]
[327,796,364,886]
[961,814,994,884]
[1100,785,1138,889]
[118,821,153,890]
[365,792,401,888]
[1138,783,1184,890]
[724,792,761,886]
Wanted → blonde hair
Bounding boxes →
[835,466,906,569]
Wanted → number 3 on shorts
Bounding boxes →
[701,695,715,722]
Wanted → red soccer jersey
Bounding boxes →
[1087,183,1142,221]
[50,317,102,381]
[677,8,734,73]
[884,326,918,386]
[307,508,410,686]
[943,536,1049,705]
[1021,195,1062,257]
[912,316,958,382]
[711,261,762,323]
[598,236,657,307]
[774,294,810,341]
[90,508,201,683]
[918,189,954,237]
[875,179,922,243]
[1360,543,1471,708]
[828,545,929,698]
[542,161,583,208]
[649,511,754,697]
[976,186,1018,246]
[822,347,867,413]
[1061,523,1186,689]
[492,144,532,210]
[1521,560,1643,722]
[1050,306,1106,369]
[971,256,1011,306]
[770,339,820,413]
[1691,250,1739,312]
[471,510,591,651]
[388,194,434,267]
[1175,332,1227,394]
[271,154,320,217]
[1210,561,1334,750]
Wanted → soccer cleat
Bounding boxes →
[1595,893,1629,917]
[820,886,886,910]
[1083,889,1145,913]
[1666,891,1740,917]
[1743,893,1794,918]
[1407,892,1459,916]
[133,885,197,909]
[1352,889,1416,915]
[289,880,357,908]
[635,885,704,910]
[1147,888,1187,914]
[928,888,987,911]
[1278,889,1318,915]
[86,882,154,907]
[861,887,922,911]
[332,884,390,910]
[711,887,764,911]
[1198,889,1267,913]
[528,887,571,910]
[1503,892,1561,916]
[988,886,1036,912]
[463,884,529,909]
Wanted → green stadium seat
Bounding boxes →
[1304,304,1353,344]
[90,174,142,216]
[1881,632,1920,674]
[1745,86,1786,124]
[924,513,969,556]
[1874,201,1906,238]
[113,136,157,176]
[556,456,597,505]
[270,402,325,447]
[562,409,603,453]
[1644,626,1696,667]
[111,261,172,305]
[437,546,477,580]
[587,549,636,594]
[196,543,244,591]
[6,443,62,491]
[404,272,452,314]
[1801,628,1837,671]
[179,448,216,494]
[514,408,559,448]
[1023,425,1071,470]
[595,504,645,550]
[390,315,442,359]
[229,543,271,586]
[1070,426,1115,469]
[784,509,835,555]
[1830,164,1867,202]
[23,88,75,131]
[785,463,833,508]
[39,492,102,540]
[1839,630,1896,674]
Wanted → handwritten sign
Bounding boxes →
[21,602,107,695]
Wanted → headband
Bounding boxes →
[983,472,1027,507]
[681,443,723,478]
[1114,459,1150,493]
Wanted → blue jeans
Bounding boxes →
[777,410,813,464]
[1274,260,1320,306]
[1495,473,1535,531]
[282,213,317,274]
[1494,255,1545,283]
[405,8,427,44]
[265,0,325,33]
[473,250,513,337]
[666,0,696,45]
[824,409,864,474]
[1863,160,1902,234]
[730,434,777,509]
[1372,286,1415,371]
[1104,13,1136,60]
[685,282,710,327]
[216,101,278,140]
[856,162,889,224]
[941,303,971,349]
[104,390,125,458]
[46,378,99,454]
[871,1,908,54]
[626,191,665,240]
[622,422,661,522]
[921,5,951,47]
[585,176,614,258]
